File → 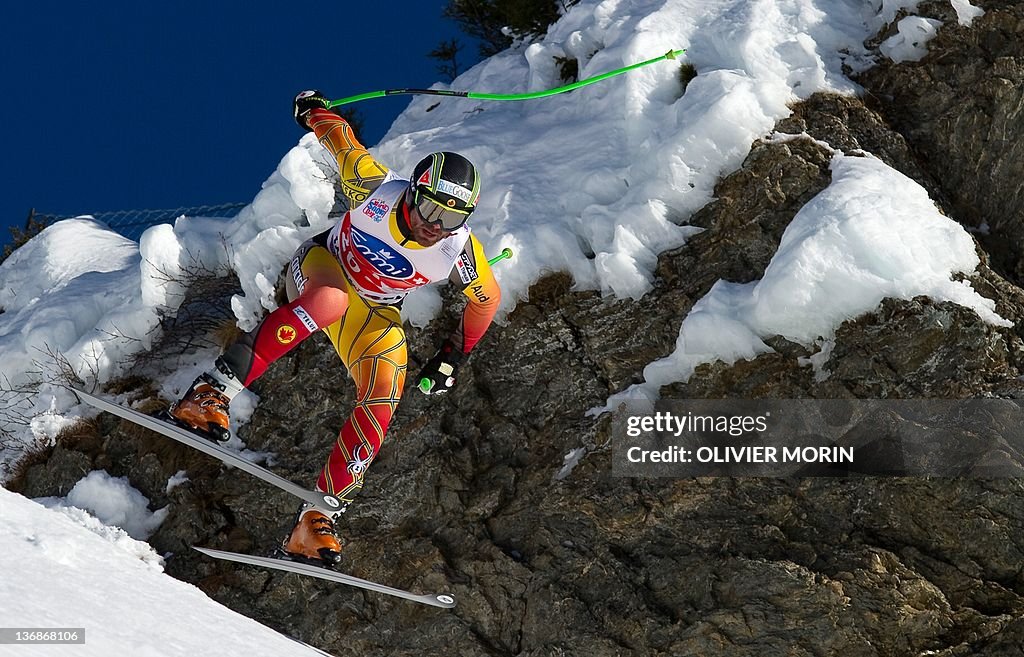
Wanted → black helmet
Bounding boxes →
[408,152,480,231]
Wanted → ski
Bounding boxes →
[74,388,456,608]
[193,547,457,608]
[71,387,345,513]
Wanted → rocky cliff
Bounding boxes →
[11,4,1024,656]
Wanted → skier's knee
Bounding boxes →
[301,286,348,324]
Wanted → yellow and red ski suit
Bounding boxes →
[225,108,500,501]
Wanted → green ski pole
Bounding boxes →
[328,49,686,108]
[487,247,513,266]
[418,247,514,394]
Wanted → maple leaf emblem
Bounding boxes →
[276,325,297,344]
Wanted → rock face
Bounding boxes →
[860,1,1024,283]
[11,8,1024,657]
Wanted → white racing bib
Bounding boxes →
[326,179,470,304]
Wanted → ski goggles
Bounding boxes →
[410,188,473,231]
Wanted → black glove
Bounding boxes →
[293,90,330,131]
[417,341,463,395]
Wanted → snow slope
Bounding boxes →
[0,486,329,656]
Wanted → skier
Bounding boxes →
[169,90,501,565]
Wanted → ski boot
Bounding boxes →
[168,358,244,442]
[279,504,344,566]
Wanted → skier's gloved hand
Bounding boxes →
[293,90,330,131]
[417,340,463,395]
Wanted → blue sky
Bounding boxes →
[1,2,479,247]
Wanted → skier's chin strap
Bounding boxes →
[396,187,415,241]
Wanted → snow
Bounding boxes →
[0,487,329,656]
[880,16,944,63]
[874,0,924,27]
[877,0,984,62]
[602,151,1009,408]
[37,470,170,540]
[951,0,985,26]
[555,447,588,481]
[165,470,189,494]
[0,219,146,385]
[798,338,836,382]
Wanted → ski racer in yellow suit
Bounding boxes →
[170,91,501,565]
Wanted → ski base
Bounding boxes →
[71,387,345,514]
[193,546,456,608]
